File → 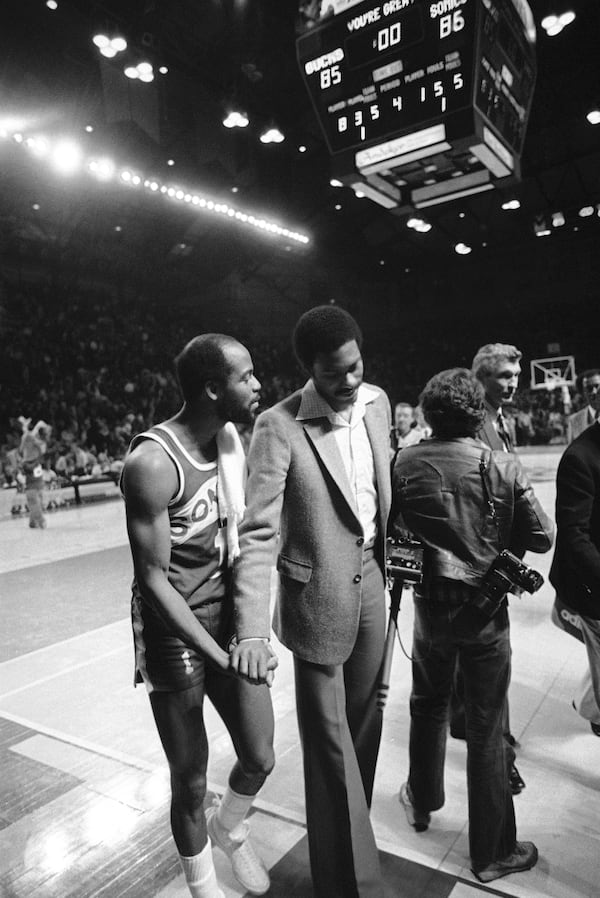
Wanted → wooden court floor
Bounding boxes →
[1,451,599,898]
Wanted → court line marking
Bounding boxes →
[0,618,129,667]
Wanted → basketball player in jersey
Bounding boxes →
[121,334,276,898]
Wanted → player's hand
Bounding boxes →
[229,639,278,687]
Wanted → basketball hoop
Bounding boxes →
[529,356,575,413]
[530,356,576,392]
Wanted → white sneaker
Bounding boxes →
[206,800,270,896]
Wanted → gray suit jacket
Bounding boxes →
[233,382,392,664]
[568,406,595,443]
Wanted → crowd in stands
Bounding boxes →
[0,279,587,491]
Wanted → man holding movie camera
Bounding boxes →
[390,368,554,884]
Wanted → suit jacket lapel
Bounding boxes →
[302,419,360,522]
[364,400,391,529]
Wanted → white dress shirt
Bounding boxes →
[297,381,379,546]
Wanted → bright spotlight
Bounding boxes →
[51,139,82,175]
[124,67,139,79]
[93,34,110,48]
[137,62,153,75]
[112,37,127,52]
[138,71,154,83]
[586,108,600,125]
[46,0,58,9]
[501,199,520,210]
[100,46,118,58]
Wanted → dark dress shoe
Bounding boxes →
[591,722,600,736]
[509,764,525,794]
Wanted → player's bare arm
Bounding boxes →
[122,442,230,672]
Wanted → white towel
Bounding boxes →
[216,422,246,566]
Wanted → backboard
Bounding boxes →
[530,356,576,391]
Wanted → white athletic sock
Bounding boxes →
[179,841,224,898]
[217,785,255,833]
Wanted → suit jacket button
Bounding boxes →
[357,537,364,546]
[353,574,362,583]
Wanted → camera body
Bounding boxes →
[473,549,544,617]
[385,536,424,584]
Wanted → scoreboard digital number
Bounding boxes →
[297,0,535,160]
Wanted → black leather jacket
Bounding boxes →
[391,437,554,588]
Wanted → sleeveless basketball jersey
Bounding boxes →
[127,423,227,609]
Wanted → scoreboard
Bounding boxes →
[297,0,536,210]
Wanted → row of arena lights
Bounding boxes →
[0,128,310,245]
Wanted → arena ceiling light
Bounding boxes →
[406,216,432,233]
[586,107,600,125]
[89,158,116,181]
[259,126,285,144]
[578,205,595,217]
[50,139,83,175]
[454,242,472,254]
[124,62,154,82]
[24,136,50,158]
[501,199,521,210]
[552,211,566,227]
[222,111,249,129]
[541,11,576,36]
[93,34,128,58]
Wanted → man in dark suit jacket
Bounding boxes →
[550,416,600,734]
[472,343,522,453]
[230,305,392,898]
[567,369,600,442]
[450,343,525,792]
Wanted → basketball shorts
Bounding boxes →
[131,593,232,693]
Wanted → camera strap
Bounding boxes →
[479,452,502,542]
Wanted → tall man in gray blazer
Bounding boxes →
[230,305,392,898]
